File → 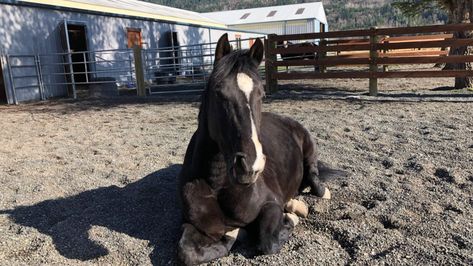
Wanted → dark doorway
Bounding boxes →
[67,24,89,83]
[0,59,7,104]
[167,31,180,75]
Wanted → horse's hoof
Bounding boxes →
[284,213,300,227]
[285,199,308,218]
[322,187,331,199]
[224,228,240,240]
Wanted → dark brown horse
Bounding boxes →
[177,34,342,265]
[277,41,320,71]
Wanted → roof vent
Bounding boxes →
[267,10,277,17]
[240,13,250,19]
[295,8,305,15]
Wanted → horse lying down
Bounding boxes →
[177,34,345,265]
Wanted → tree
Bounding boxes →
[393,0,473,89]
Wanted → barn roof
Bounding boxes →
[202,2,327,26]
[16,0,226,28]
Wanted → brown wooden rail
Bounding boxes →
[264,23,473,95]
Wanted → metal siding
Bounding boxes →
[285,20,310,35]
[229,22,285,35]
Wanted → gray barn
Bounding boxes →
[0,0,265,104]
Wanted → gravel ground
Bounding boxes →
[0,78,472,265]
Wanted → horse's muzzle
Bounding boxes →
[232,152,263,185]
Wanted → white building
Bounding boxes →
[0,0,264,103]
[203,2,328,36]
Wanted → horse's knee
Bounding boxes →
[257,203,295,255]
[285,199,308,218]
[177,223,210,265]
[182,180,226,241]
[178,223,238,265]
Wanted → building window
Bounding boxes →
[127,28,142,48]
[240,13,250,19]
[267,10,277,17]
[295,8,305,15]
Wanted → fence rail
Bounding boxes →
[264,23,473,95]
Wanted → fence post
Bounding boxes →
[264,35,278,94]
[369,27,379,96]
[319,39,327,73]
[133,45,146,97]
[382,35,389,72]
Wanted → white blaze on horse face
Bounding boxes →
[237,73,253,101]
[237,73,266,173]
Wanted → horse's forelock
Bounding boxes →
[208,50,259,91]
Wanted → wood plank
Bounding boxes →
[275,70,473,80]
[271,43,371,55]
[269,24,473,43]
[276,71,372,80]
[336,50,448,58]
[270,29,373,42]
[336,52,370,58]
[377,39,473,50]
[376,55,473,65]
[376,23,473,35]
[386,34,453,43]
[381,50,448,57]
[274,57,370,67]
[325,38,370,45]
[375,70,473,78]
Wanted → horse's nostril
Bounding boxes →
[234,153,250,173]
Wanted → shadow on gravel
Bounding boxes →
[0,164,182,265]
[269,88,473,103]
[0,94,202,115]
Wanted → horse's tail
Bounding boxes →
[317,160,349,182]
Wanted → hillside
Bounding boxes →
[143,0,448,30]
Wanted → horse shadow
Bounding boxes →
[1,164,183,265]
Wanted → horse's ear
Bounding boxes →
[249,38,264,65]
[214,34,232,66]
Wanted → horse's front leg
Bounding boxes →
[178,223,243,265]
[256,202,299,254]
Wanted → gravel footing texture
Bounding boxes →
[0,86,472,265]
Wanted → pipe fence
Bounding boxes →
[3,37,265,103]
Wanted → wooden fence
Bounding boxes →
[264,23,473,95]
